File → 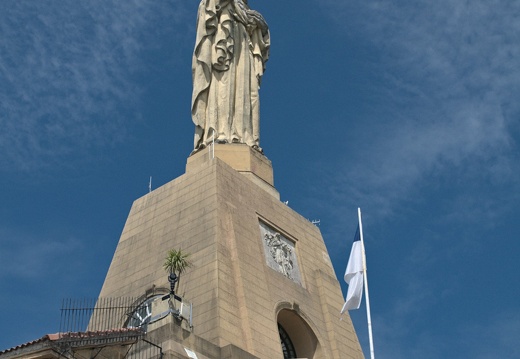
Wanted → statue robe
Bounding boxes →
[191,0,270,151]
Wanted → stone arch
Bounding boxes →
[275,302,323,359]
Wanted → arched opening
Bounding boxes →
[279,323,297,358]
[277,309,320,359]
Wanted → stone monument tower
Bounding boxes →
[94,1,364,358]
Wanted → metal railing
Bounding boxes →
[60,297,138,332]
[57,297,163,358]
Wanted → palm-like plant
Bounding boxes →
[163,248,193,293]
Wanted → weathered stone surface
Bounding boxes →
[97,154,364,358]
[186,143,277,198]
[191,0,270,153]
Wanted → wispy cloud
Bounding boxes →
[462,310,520,359]
[315,0,520,220]
[0,227,82,279]
[372,307,520,359]
[0,1,189,172]
[311,2,520,357]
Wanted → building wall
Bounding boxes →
[97,145,363,358]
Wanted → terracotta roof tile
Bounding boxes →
[0,328,143,354]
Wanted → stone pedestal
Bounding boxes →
[97,145,363,358]
[187,144,278,199]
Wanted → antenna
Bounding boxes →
[149,176,152,193]
[283,200,289,205]
[311,219,321,226]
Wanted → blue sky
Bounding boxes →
[1,1,519,357]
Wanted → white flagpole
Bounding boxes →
[358,207,375,359]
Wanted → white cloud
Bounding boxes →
[314,0,520,220]
[0,1,189,172]
[0,228,82,279]
[372,307,520,359]
[307,4,520,356]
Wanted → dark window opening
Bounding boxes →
[278,323,297,359]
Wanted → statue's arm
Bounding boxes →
[246,9,268,36]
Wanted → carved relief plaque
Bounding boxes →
[259,222,301,285]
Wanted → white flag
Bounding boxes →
[341,226,364,313]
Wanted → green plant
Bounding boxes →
[163,248,193,292]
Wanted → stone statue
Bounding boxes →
[191,0,270,154]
